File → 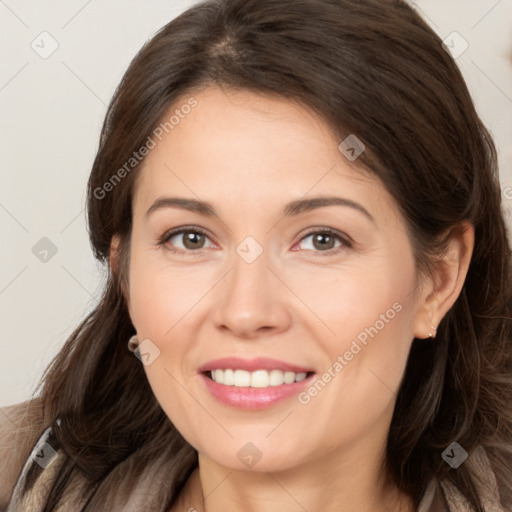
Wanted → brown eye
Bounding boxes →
[160,227,214,255]
[296,229,351,255]
[180,231,207,250]
[311,233,337,251]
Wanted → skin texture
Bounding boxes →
[110,86,474,512]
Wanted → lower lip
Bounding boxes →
[199,372,315,410]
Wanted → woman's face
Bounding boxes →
[125,85,427,473]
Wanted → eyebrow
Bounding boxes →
[145,196,375,223]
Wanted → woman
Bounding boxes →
[1,0,511,510]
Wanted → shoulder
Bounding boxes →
[0,397,45,510]
[440,445,508,512]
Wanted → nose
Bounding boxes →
[211,244,292,340]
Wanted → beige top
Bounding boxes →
[0,401,506,512]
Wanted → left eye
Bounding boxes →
[295,231,346,253]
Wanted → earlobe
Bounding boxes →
[427,324,438,339]
[413,221,475,340]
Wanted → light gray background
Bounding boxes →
[1,0,511,407]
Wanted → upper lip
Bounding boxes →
[198,357,315,374]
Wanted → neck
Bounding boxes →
[177,444,414,512]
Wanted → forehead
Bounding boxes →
[133,86,395,223]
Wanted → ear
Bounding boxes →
[109,234,132,315]
[413,221,475,339]
[108,234,135,326]
[109,234,121,276]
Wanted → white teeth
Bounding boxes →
[269,369,284,386]
[251,370,269,388]
[209,369,309,387]
[234,369,251,387]
[284,371,296,384]
[223,368,234,385]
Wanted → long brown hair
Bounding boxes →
[16,0,512,510]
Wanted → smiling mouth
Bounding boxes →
[204,369,315,388]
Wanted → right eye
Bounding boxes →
[159,227,215,255]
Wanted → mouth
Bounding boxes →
[204,368,315,388]
[198,357,316,409]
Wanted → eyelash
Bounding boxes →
[158,225,352,257]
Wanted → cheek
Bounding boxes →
[282,256,414,347]
[127,256,205,434]
[293,249,416,399]
[313,283,416,420]
[127,243,210,338]
[296,298,415,446]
